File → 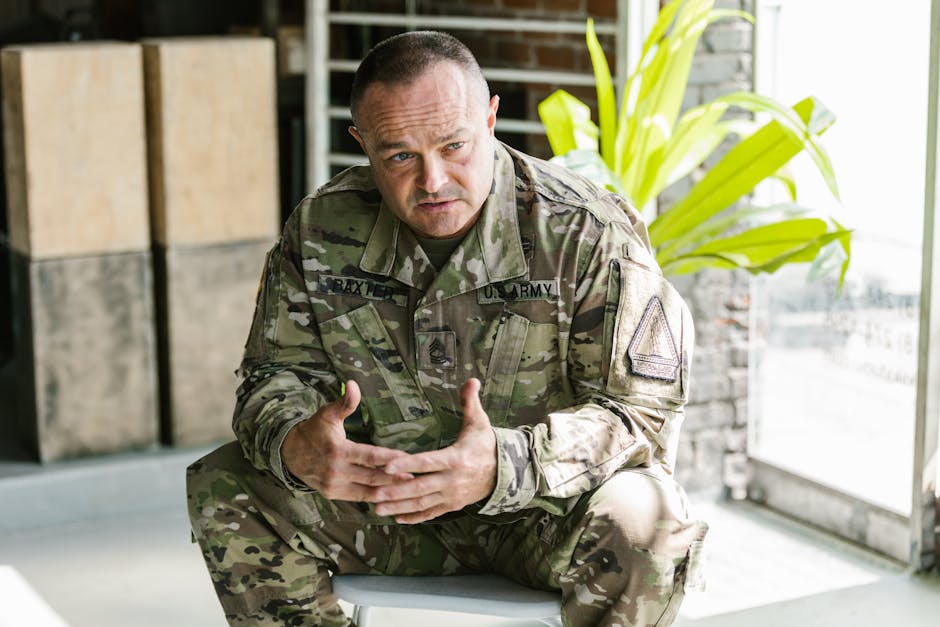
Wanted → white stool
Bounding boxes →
[331,573,563,626]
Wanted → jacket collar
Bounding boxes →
[359,143,528,300]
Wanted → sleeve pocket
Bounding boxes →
[606,258,693,406]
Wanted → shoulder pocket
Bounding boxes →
[606,259,693,406]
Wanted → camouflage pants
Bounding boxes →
[187,442,707,627]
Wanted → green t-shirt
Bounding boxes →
[415,233,465,271]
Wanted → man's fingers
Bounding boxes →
[374,492,444,518]
[345,440,409,467]
[312,461,416,501]
[341,463,414,487]
[373,472,449,503]
[382,448,450,476]
[393,507,451,525]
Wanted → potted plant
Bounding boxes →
[537,0,851,286]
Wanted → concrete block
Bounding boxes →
[9,250,159,461]
[675,428,724,493]
[685,400,735,431]
[734,397,749,426]
[1,42,150,259]
[729,366,749,399]
[688,54,746,87]
[142,37,279,247]
[702,24,752,54]
[156,239,271,445]
[730,339,749,367]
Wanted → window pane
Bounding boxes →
[750,0,932,515]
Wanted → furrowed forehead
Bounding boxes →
[371,126,473,153]
[354,70,483,148]
[352,60,488,126]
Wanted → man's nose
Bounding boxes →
[418,156,448,193]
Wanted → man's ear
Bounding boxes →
[349,125,366,152]
[486,95,500,136]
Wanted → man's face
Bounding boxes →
[350,61,499,239]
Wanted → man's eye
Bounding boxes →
[446,142,466,151]
[390,152,411,162]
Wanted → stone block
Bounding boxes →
[730,339,749,367]
[156,239,271,445]
[702,24,752,54]
[685,400,735,431]
[9,250,159,461]
[142,37,279,247]
[675,428,724,493]
[729,366,749,399]
[734,396,749,426]
[688,54,746,87]
[1,42,150,259]
[722,451,749,499]
[723,425,748,452]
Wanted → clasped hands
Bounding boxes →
[281,378,497,524]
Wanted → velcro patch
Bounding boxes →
[478,279,559,304]
[416,331,456,370]
[316,274,407,306]
[627,296,680,382]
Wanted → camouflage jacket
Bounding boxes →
[234,142,694,517]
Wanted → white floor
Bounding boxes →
[1,496,938,627]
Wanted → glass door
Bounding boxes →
[749,0,934,562]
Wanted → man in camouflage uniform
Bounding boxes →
[187,30,707,627]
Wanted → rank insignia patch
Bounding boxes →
[627,296,680,382]
[417,331,456,370]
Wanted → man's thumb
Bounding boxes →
[334,379,361,422]
[460,378,485,425]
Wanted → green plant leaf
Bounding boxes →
[650,100,731,200]
[549,149,625,194]
[537,0,850,292]
[713,92,840,199]
[748,229,850,275]
[807,237,848,283]
[662,253,745,275]
[816,218,852,289]
[619,0,715,196]
[657,202,811,261]
[686,217,827,257]
[537,89,599,156]
[767,170,798,201]
[620,0,685,122]
[709,9,755,24]
[586,19,617,171]
[658,117,758,196]
[649,102,830,246]
[663,221,851,277]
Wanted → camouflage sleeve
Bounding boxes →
[232,200,341,488]
[479,194,694,516]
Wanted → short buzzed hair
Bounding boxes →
[349,31,490,126]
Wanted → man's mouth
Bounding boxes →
[417,199,456,210]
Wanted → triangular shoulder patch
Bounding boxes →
[627,296,680,382]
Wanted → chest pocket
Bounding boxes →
[318,303,436,450]
[482,311,566,426]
